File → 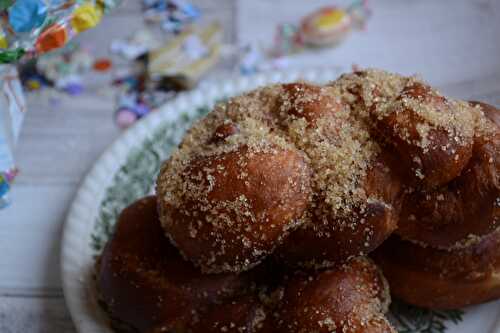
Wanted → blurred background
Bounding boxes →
[0,0,499,331]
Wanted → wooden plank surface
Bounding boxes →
[0,297,72,333]
[1,0,499,332]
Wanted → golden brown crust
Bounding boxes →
[96,198,397,332]
[158,76,403,272]
[272,257,396,333]
[157,84,315,273]
[332,71,481,189]
[332,70,407,113]
[99,73,500,333]
[160,145,312,273]
[470,101,500,127]
[372,232,500,309]
[276,151,401,268]
[96,196,251,332]
[372,82,474,188]
[279,82,343,126]
[157,69,496,273]
[275,82,400,269]
[397,103,499,249]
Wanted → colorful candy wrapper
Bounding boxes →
[0,0,121,64]
[0,0,120,208]
[0,64,26,207]
[271,0,371,57]
[236,1,370,76]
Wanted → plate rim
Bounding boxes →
[60,67,342,332]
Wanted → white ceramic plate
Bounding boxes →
[61,68,500,333]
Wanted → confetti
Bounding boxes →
[62,82,84,95]
[93,58,112,72]
[115,107,138,129]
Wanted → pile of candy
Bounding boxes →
[111,0,371,125]
[112,1,222,129]
[16,0,216,130]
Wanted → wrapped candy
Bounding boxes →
[0,0,121,64]
[238,1,371,76]
[0,0,120,207]
[271,0,371,57]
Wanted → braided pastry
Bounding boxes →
[272,257,395,333]
[396,101,499,248]
[157,77,404,272]
[96,196,252,332]
[96,197,395,332]
[97,69,500,333]
[373,231,500,309]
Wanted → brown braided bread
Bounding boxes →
[97,69,500,332]
[157,69,496,272]
[372,231,500,309]
[96,196,394,332]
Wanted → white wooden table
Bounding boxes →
[0,0,499,331]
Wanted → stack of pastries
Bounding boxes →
[95,69,499,332]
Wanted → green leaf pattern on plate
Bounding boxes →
[91,106,210,253]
